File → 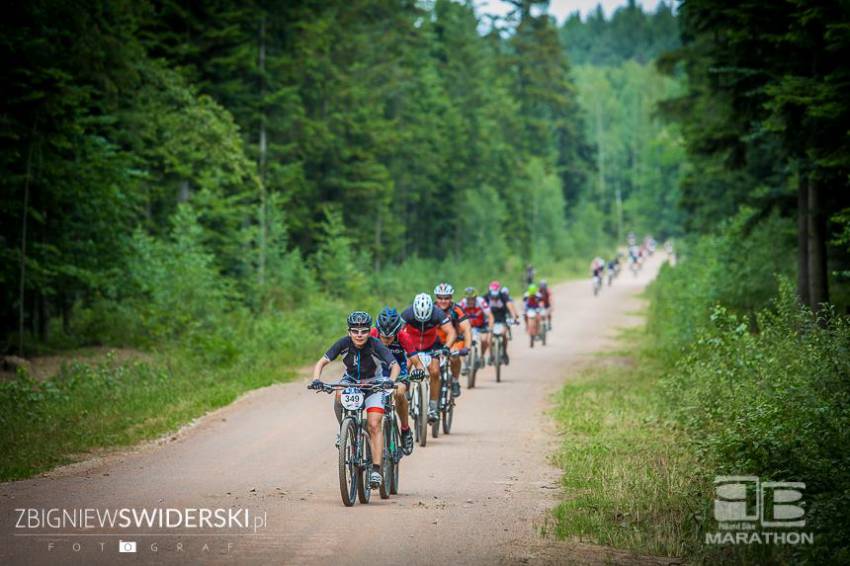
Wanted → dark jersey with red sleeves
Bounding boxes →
[369,327,412,375]
[400,306,449,353]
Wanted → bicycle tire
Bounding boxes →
[357,428,372,504]
[442,396,454,434]
[338,418,357,507]
[390,417,400,495]
[467,346,477,389]
[380,417,392,499]
[495,339,502,383]
[418,381,428,447]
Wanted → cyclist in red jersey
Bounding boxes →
[460,287,495,368]
[538,280,552,330]
[399,293,456,422]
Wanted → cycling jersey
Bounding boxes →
[460,296,490,328]
[323,336,396,381]
[400,306,450,353]
[437,303,468,343]
[539,288,551,308]
[487,290,513,322]
[524,292,543,309]
[369,327,411,377]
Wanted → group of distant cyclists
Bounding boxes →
[589,233,658,296]
[309,271,553,495]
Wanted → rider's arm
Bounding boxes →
[459,319,472,349]
[507,299,520,320]
[313,357,330,380]
[440,320,457,348]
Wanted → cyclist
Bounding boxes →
[523,284,544,338]
[311,311,399,488]
[433,283,471,398]
[538,280,552,329]
[486,281,521,365]
[524,264,535,286]
[370,307,416,456]
[460,287,495,368]
[400,293,456,423]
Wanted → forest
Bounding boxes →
[2,0,849,563]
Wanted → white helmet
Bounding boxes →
[433,282,454,296]
[413,293,433,322]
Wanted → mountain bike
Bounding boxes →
[407,367,429,448]
[380,386,402,497]
[490,319,517,383]
[592,274,602,296]
[462,328,482,389]
[536,308,548,346]
[432,348,465,438]
[308,378,394,507]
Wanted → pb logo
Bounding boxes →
[714,476,805,528]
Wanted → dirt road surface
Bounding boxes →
[1,257,669,565]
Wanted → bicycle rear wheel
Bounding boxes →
[356,428,372,504]
[495,339,502,383]
[467,346,477,389]
[442,395,454,434]
[338,418,357,507]
[417,381,428,447]
[390,417,400,495]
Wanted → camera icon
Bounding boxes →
[119,540,137,553]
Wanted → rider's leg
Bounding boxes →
[366,409,384,474]
[334,392,343,425]
[479,332,489,361]
[394,383,410,429]
[428,357,440,417]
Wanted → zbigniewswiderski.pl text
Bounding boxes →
[15,507,267,532]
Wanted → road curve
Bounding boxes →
[1,257,663,565]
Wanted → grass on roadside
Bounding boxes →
[550,329,708,559]
[0,352,296,481]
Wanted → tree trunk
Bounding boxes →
[18,128,36,356]
[37,291,48,343]
[374,214,382,272]
[807,175,829,311]
[257,12,268,289]
[797,169,810,306]
[177,180,190,202]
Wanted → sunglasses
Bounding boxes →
[379,333,396,340]
[435,295,452,301]
[349,328,370,336]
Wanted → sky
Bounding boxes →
[475,0,666,24]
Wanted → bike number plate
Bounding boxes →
[493,323,505,335]
[417,353,432,367]
[340,388,364,410]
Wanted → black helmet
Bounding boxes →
[347,311,372,329]
[376,307,402,336]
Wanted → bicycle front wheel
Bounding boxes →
[338,418,358,507]
[356,428,372,504]
[417,381,428,447]
[380,417,392,499]
[390,416,400,495]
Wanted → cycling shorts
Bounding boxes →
[341,377,390,415]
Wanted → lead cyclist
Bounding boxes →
[311,311,400,488]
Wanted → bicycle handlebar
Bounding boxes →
[308,379,396,394]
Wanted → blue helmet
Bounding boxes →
[376,307,403,336]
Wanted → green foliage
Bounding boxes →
[648,211,795,354]
[561,0,679,66]
[311,209,367,298]
[656,284,850,564]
